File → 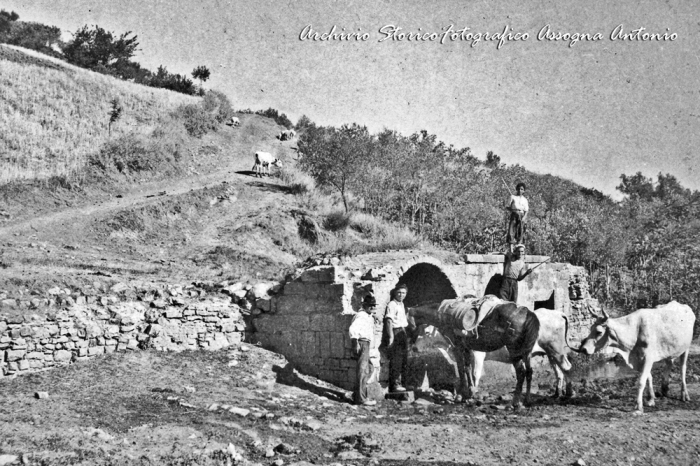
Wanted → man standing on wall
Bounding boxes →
[506,182,529,252]
[349,294,378,406]
[383,283,409,392]
[499,244,532,303]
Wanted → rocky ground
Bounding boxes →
[1,342,699,466]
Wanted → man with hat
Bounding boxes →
[499,244,532,303]
[349,294,378,406]
[383,283,410,392]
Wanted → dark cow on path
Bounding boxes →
[578,300,695,414]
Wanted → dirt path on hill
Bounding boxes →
[0,144,290,240]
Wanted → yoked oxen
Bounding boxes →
[578,300,695,414]
[407,295,540,408]
[472,308,575,398]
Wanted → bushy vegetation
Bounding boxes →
[0,9,61,57]
[296,118,700,324]
[255,108,293,129]
[0,12,208,96]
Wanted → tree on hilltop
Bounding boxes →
[62,25,139,70]
[298,123,374,212]
[192,65,211,85]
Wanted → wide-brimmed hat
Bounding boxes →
[515,244,525,251]
[363,295,377,307]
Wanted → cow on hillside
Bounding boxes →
[578,301,695,413]
[278,129,296,141]
[226,116,241,127]
[252,151,282,178]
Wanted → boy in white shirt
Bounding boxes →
[383,284,409,392]
[506,182,529,251]
[349,294,378,406]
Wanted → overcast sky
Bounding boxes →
[5,0,699,197]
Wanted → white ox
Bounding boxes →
[579,301,695,413]
[252,151,282,178]
[226,116,241,127]
[471,308,574,397]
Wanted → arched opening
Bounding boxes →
[397,263,457,306]
[394,263,458,390]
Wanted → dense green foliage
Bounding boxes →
[256,108,293,129]
[0,13,206,97]
[0,10,61,57]
[298,121,700,325]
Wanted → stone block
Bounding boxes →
[309,314,334,332]
[88,346,105,356]
[164,308,183,319]
[17,359,29,371]
[53,350,72,363]
[276,295,311,315]
[316,332,331,356]
[299,266,344,284]
[26,351,43,360]
[329,332,346,358]
[6,350,25,362]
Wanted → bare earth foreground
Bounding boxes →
[1,343,699,466]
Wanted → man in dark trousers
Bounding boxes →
[499,244,532,303]
[349,294,378,406]
[506,182,529,252]
[383,284,409,392]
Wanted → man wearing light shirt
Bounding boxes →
[383,283,409,393]
[349,294,378,406]
[506,182,529,251]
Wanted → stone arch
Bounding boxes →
[394,262,458,307]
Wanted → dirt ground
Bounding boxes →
[1,344,700,466]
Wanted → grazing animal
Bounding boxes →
[252,151,282,177]
[472,308,574,398]
[578,301,695,413]
[407,296,540,408]
[226,116,240,127]
[278,129,296,141]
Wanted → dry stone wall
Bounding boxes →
[0,280,281,378]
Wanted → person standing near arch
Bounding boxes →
[383,283,409,392]
[499,244,532,303]
[349,294,379,406]
[506,182,529,251]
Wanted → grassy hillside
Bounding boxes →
[0,44,198,183]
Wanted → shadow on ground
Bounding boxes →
[273,363,350,403]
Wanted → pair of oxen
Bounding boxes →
[407,296,695,413]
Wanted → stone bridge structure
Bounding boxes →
[252,250,596,391]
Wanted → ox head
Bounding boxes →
[536,311,574,372]
[273,158,283,168]
[578,306,611,355]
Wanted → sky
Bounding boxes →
[4,0,699,198]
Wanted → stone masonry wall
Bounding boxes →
[0,279,282,378]
[251,251,599,391]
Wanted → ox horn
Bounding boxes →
[587,305,601,319]
[600,306,610,321]
[562,315,583,353]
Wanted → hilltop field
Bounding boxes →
[1,45,700,466]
